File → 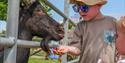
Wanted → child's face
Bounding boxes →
[78,4,101,21]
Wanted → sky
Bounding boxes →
[48,0,125,21]
[0,0,125,32]
[0,20,6,32]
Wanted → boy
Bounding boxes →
[55,0,117,63]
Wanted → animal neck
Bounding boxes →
[18,29,33,40]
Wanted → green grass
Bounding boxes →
[29,49,77,63]
[29,49,59,63]
[28,57,59,63]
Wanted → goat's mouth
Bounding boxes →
[58,34,64,39]
[51,33,64,41]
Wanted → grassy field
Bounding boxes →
[29,49,77,63]
[29,49,59,63]
[28,57,59,63]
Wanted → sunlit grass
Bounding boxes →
[28,57,59,63]
[29,49,59,63]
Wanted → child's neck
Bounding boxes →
[94,12,104,20]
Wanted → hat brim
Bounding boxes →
[69,0,107,5]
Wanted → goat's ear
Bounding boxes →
[20,1,27,9]
[20,2,24,9]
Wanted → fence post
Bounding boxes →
[61,0,69,63]
[4,0,20,63]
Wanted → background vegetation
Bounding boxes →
[0,0,7,20]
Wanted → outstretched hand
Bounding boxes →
[53,45,81,56]
[53,45,70,55]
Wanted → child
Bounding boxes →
[55,0,117,63]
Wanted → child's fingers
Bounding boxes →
[53,46,69,55]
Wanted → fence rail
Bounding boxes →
[0,37,40,48]
[44,0,75,26]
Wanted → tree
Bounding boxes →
[40,0,52,13]
[0,0,7,20]
[0,0,51,21]
[0,30,6,37]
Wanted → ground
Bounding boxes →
[29,49,59,63]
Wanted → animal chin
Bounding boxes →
[58,34,64,39]
[51,33,64,41]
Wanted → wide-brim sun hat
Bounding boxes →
[69,0,107,5]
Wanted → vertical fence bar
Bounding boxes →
[61,19,69,63]
[61,0,69,63]
[4,0,20,63]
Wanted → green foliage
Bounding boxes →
[68,21,75,29]
[62,21,75,29]
[0,0,51,21]
[39,0,52,13]
[28,57,59,63]
[32,36,42,42]
[30,48,46,56]
[0,0,7,20]
[0,30,6,37]
[29,49,59,63]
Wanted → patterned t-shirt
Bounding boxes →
[69,16,117,63]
